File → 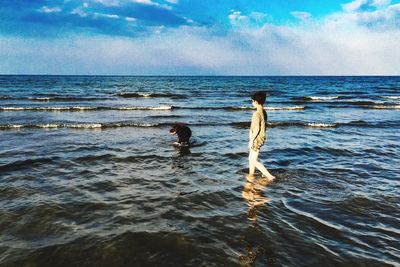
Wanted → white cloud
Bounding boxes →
[249,12,269,22]
[94,13,120,19]
[342,0,368,12]
[229,10,270,28]
[71,7,87,17]
[133,0,155,5]
[291,11,312,21]
[126,17,136,22]
[92,0,121,6]
[229,10,248,25]
[331,1,400,30]
[372,0,391,8]
[40,6,62,13]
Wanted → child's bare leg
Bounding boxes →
[248,149,257,175]
[249,149,275,181]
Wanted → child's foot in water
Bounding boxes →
[261,174,275,182]
[245,174,256,183]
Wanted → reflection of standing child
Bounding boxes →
[248,91,275,181]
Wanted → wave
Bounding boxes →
[230,120,395,129]
[116,92,186,99]
[326,101,393,108]
[116,106,172,110]
[265,106,305,111]
[0,106,173,112]
[28,96,107,102]
[301,96,340,101]
[305,123,337,128]
[0,105,303,112]
[176,106,305,111]
[0,122,165,130]
[230,121,337,129]
[368,105,400,109]
[382,96,400,100]
[0,157,58,172]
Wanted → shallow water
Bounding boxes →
[0,76,399,266]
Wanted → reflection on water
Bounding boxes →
[242,178,272,211]
[170,145,192,171]
[240,178,273,266]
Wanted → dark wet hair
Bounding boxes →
[251,91,266,105]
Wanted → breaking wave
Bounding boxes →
[368,105,400,109]
[0,105,304,112]
[0,122,164,130]
[28,96,107,102]
[306,96,339,101]
[382,96,400,100]
[175,106,305,111]
[0,106,173,112]
[229,120,396,129]
[116,92,186,99]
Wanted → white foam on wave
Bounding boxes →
[266,106,305,111]
[0,124,23,129]
[118,106,172,110]
[306,123,337,128]
[71,106,98,110]
[0,122,161,130]
[29,97,51,101]
[0,106,172,111]
[138,93,152,97]
[132,123,159,127]
[382,96,400,100]
[37,124,59,128]
[109,123,159,128]
[309,96,339,100]
[370,105,400,109]
[0,106,97,111]
[68,123,103,128]
[0,107,25,111]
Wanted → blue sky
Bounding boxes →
[1,0,400,75]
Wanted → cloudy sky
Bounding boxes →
[1,0,399,75]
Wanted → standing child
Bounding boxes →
[248,91,275,181]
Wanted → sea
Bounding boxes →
[0,76,399,267]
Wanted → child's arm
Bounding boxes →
[249,112,261,149]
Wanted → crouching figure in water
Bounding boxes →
[170,123,192,147]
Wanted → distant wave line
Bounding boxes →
[0,106,173,112]
[116,92,187,99]
[0,105,305,112]
[0,96,110,102]
[382,96,400,100]
[2,103,399,112]
[326,102,400,108]
[230,120,397,129]
[0,122,167,130]
[28,96,108,102]
[368,105,400,109]
[306,96,340,101]
[1,119,398,130]
[175,106,305,111]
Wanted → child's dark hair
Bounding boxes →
[251,91,266,105]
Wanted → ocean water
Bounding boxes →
[0,76,399,267]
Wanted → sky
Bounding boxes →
[0,0,400,75]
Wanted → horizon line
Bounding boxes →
[1,74,400,77]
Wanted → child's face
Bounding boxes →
[252,99,257,108]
